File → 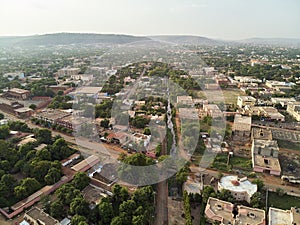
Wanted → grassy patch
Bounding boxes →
[210,154,252,172]
[268,192,300,210]
[277,140,300,151]
[229,156,252,171]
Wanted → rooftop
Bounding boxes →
[25,207,59,225]
[236,205,265,225]
[269,207,292,225]
[238,96,256,101]
[219,176,257,197]
[8,88,30,94]
[71,155,100,172]
[205,197,234,224]
[251,128,273,140]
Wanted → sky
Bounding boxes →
[0,0,300,40]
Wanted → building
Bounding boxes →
[71,155,100,172]
[235,205,266,225]
[70,74,94,81]
[205,197,234,224]
[218,175,257,203]
[6,88,30,100]
[205,197,266,225]
[68,86,102,98]
[268,207,300,225]
[205,83,220,90]
[253,107,285,121]
[271,97,296,107]
[57,67,80,77]
[251,139,281,176]
[177,96,193,106]
[23,207,60,225]
[287,102,300,121]
[178,108,199,120]
[33,109,71,127]
[203,104,223,118]
[232,114,252,137]
[251,128,273,141]
[237,96,256,108]
[61,153,80,167]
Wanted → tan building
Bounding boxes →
[57,67,80,77]
[233,114,252,137]
[177,95,193,106]
[7,88,30,100]
[268,207,300,225]
[205,197,266,225]
[237,96,256,108]
[23,207,60,225]
[250,107,285,121]
[251,139,281,176]
[251,128,273,141]
[218,176,257,203]
[287,101,300,121]
[203,104,223,118]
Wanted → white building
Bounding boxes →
[218,175,257,203]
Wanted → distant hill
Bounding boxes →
[0,33,151,47]
[238,38,300,47]
[148,35,222,45]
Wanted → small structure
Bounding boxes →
[61,153,80,167]
[23,207,60,225]
[233,114,252,137]
[237,96,256,109]
[268,207,300,225]
[71,155,100,172]
[218,175,257,203]
[251,128,273,141]
[287,101,300,121]
[177,95,193,106]
[251,139,281,176]
[6,88,30,100]
[205,197,266,225]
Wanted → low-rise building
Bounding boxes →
[177,96,193,106]
[271,97,296,107]
[57,67,80,77]
[218,175,257,203]
[251,128,273,141]
[233,114,252,137]
[268,207,300,225]
[237,96,256,108]
[203,104,223,118]
[23,207,60,225]
[6,88,30,100]
[251,139,281,176]
[205,197,266,225]
[287,101,300,121]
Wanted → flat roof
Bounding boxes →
[205,197,234,224]
[253,154,281,172]
[71,155,100,172]
[219,176,257,197]
[238,96,256,101]
[9,88,30,94]
[269,207,291,225]
[25,207,59,225]
[236,205,265,225]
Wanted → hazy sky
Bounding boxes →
[1,0,300,40]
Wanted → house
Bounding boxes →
[178,108,199,120]
[33,109,71,127]
[251,139,281,176]
[71,155,100,172]
[203,104,223,118]
[23,207,60,225]
[271,97,296,107]
[251,128,273,141]
[205,197,266,225]
[237,96,256,108]
[57,67,80,77]
[249,106,285,121]
[287,101,300,121]
[268,207,300,225]
[61,153,80,167]
[6,88,30,100]
[218,175,257,203]
[232,114,252,137]
[70,74,94,81]
[205,83,219,90]
[106,132,129,144]
[177,96,193,106]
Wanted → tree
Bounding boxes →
[45,167,62,185]
[0,113,4,120]
[56,183,82,205]
[50,200,65,219]
[29,104,37,110]
[202,186,216,203]
[250,192,263,208]
[119,200,137,224]
[252,179,264,191]
[132,215,146,225]
[100,119,110,128]
[110,216,123,225]
[0,125,9,139]
[72,172,90,190]
[98,200,114,224]
[35,128,52,144]
[71,215,88,225]
[70,197,89,216]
